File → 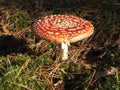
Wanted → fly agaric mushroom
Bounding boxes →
[33,15,94,60]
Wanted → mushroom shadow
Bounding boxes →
[0,35,34,56]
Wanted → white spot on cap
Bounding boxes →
[68,28,77,31]
[46,34,48,36]
[55,32,60,35]
[81,30,86,34]
[68,32,72,34]
[83,29,86,32]
[78,31,81,33]
[48,31,53,34]
[51,36,55,39]
[85,24,89,28]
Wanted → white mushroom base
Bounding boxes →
[61,40,70,60]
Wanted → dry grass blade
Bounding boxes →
[0,19,10,34]
[7,80,33,90]
[37,71,55,90]
[16,57,30,78]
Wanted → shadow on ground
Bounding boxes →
[0,35,34,56]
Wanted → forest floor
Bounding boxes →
[0,0,120,90]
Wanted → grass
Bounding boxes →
[0,0,120,90]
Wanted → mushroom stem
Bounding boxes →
[61,40,70,60]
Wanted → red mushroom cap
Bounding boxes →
[33,15,94,43]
